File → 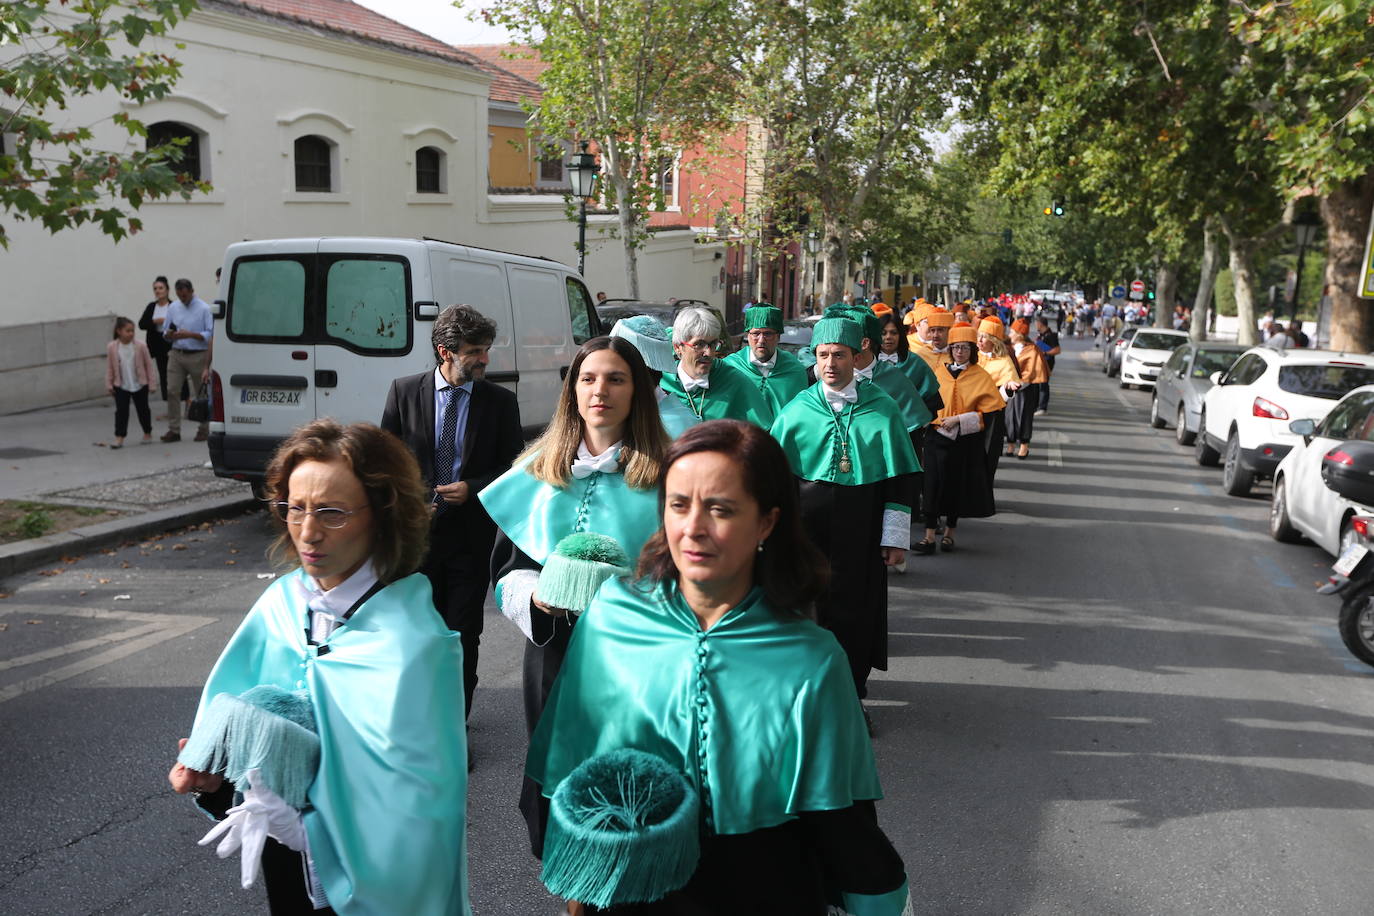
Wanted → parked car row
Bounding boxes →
[1126,335,1374,560]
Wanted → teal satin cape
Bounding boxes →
[720,347,810,420]
[659,360,773,428]
[526,577,882,836]
[769,381,921,486]
[658,392,700,439]
[478,457,661,565]
[897,351,942,404]
[189,571,470,915]
[866,359,934,432]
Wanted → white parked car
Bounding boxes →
[1197,347,1374,496]
[1270,385,1374,554]
[1119,328,1189,389]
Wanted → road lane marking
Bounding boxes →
[0,605,215,705]
[1250,554,1296,589]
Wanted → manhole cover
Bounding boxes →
[0,447,63,460]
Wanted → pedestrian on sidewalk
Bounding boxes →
[105,317,157,448]
[160,278,214,442]
[137,275,174,402]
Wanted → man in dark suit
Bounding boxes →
[381,304,522,718]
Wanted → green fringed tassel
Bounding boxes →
[536,532,632,615]
[541,749,700,908]
[178,687,320,809]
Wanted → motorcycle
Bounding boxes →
[1315,439,1374,668]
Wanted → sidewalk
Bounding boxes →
[0,398,257,579]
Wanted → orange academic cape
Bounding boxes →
[931,362,1004,428]
[1013,344,1050,384]
[909,339,947,373]
[981,354,1021,388]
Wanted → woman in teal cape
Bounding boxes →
[659,306,772,428]
[527,420,911,915]
[169,420,470,915]
[479,335,668,855]
[720,304,810,420]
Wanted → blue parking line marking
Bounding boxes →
[1312,624,1374,673]
[1252,553,1296,589]
[1191,482,1210,496]
[1220,514,1249,535]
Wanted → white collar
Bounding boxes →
[854,362,875,381]
[877,352,899,364]
[749,351,777,372]
[677,365,710,391]
[572,440,623,478]
[296,561,379,618]
[821,378,859,411]
[949,361,969,372]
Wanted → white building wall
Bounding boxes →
[0,5,721,413]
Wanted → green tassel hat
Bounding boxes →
[743,305,784,333]
[541,748,701,908]
[536,532,632,614]
[811,316,863,352]
[178,684,320,808]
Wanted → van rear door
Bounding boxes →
[315,240,429,425]
[221,247,318,447]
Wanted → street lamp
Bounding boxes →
[566,140,599,276]
[1289,208,1322,324]
[862,249,873,300]
[804,231,821,313]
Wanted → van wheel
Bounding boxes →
[1269,478,1301,543]
[1222,431,1254,496]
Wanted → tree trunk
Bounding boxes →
[1323,168,1374,353]
[1229,240,1260,347]
[1153,263,1178,328]
[617,194,640,300]
[1190,219,1221,342]
[822,218,849,304]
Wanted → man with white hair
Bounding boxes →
[659,306,772,427]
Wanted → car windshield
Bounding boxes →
[1278,365,1374,400]
[779,322,813,349]
[1191,349,1242,379]
[1133,332,1185,351]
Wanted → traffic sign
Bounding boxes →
[1111,285,1126,299]
[1130,279,1146,293]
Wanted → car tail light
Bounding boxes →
[1253,397,1289,420]
[1354,517,1373,538]
[1326,448,1355,467]
[211,370,225,424]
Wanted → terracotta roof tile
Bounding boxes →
[213,0,484,69]
[453,44,548,102]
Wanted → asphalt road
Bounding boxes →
[3,334,1374,915]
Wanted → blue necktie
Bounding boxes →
[433,388,460,512]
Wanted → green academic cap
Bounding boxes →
[844,307,883,348]
[744,305,784,333]
[811,317,863,352]
[541,748,701,907]
[610,315,677,373]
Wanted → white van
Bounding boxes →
[207,237,598,487]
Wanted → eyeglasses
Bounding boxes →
[746,329,779,339]
[271,502,365,529]
[679,339,721,353]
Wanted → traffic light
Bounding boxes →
[1147,290,1156,300]
[1052,200,1065,217]
[1043,205,1052,216]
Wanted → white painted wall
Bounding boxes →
[0,5,721,411]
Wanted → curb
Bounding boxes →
[0,494,261,581]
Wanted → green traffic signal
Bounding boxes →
[1052,200,1065,217]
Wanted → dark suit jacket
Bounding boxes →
[381,371,523,558]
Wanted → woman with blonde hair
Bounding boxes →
[976,316,1021,469]
[479,335,670,858]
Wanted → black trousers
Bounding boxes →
[1038,379,1051,411]
[113,386,152,437]
[153,352,170,401]
[421,545,489,717]
[262,838,335,915]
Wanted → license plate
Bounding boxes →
[1334,543,1369,577]
[239,388,303,406]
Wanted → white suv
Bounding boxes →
[1120,328,1189,389]
[1196,347,1374,496]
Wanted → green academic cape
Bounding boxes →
[526,576,882,836]
[658,391,700,439]
[862,360,934,432]
[659,360,773,428]
[896,351,943,408]
[479,456,660,567]
[769,381,921,487]
[721,347,810,420]
[188,571,470,915]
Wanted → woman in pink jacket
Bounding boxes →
[105,317,159,448]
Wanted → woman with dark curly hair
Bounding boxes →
[168,419,471,915]
[526,420,911,915]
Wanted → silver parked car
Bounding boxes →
[1150,341,1246,444]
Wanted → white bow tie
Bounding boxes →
[824,387,858,411]
[571,444,622,479]
[854,364,874,381]
[681,375,709,391]
[877,352,899,364]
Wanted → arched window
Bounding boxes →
[415,146,444,193]
[294,135,333,192]
[147,121,202,181]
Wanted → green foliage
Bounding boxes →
[17,506,52,539]
[0,0,206,248]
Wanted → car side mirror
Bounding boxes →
[1210,371,1225,385]
[1289,418,1317,443]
